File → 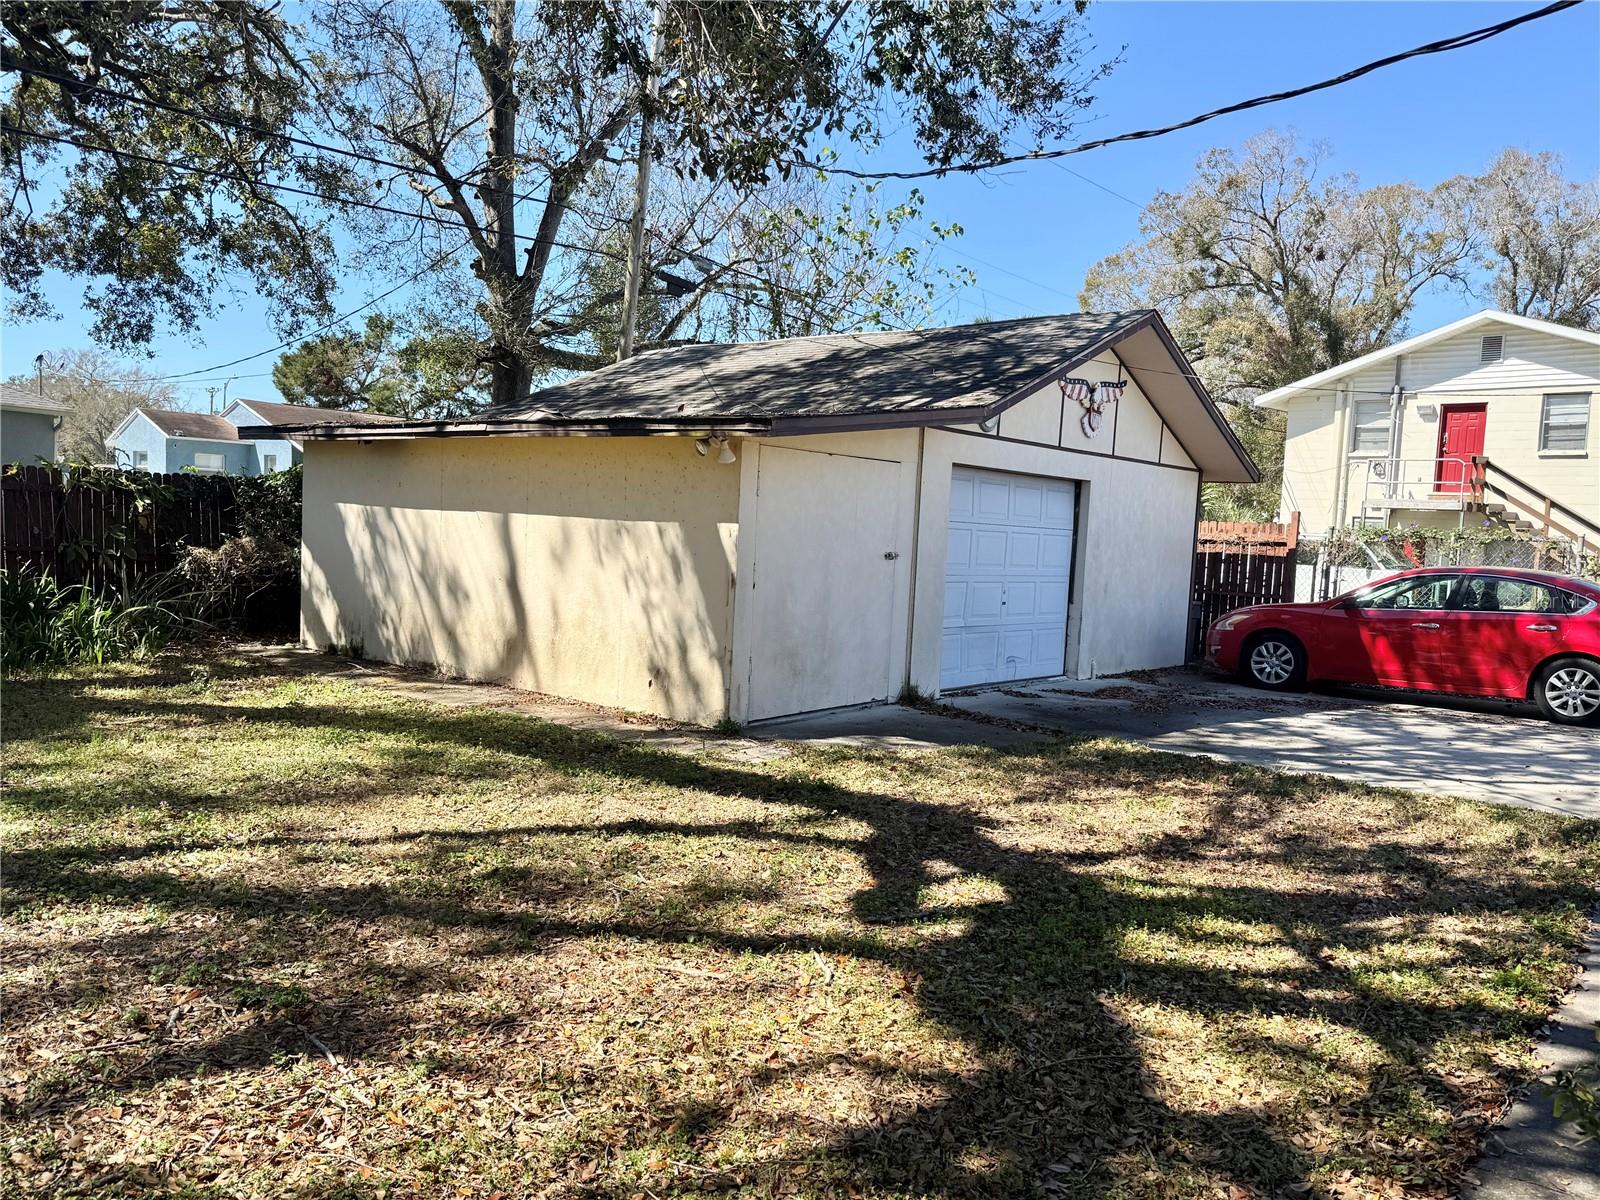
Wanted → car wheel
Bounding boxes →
[1533,657,1600,726]
[1241,633,1306,692]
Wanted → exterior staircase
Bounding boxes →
[1478,499,1543,537]
[1468,455,1600,551]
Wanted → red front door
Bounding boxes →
[1435,404,1487,492]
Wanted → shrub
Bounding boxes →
[0,568,180,671]
[178,534,298,629]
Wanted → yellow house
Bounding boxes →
[252,312,1258,725]
[1259,311,1599,546]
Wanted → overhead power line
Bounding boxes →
[789,0,1581,180]
[5,62,472,185]
[9,108,1566,409]
[1,121,621,261]
[14,0,1572,399]
[95,240,471,386]
[2,121,924,370]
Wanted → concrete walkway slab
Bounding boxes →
[945,671,1600,819]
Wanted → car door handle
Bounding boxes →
[1526,623,1558,632]
[1411,622,1441,629]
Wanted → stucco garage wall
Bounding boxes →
[301,436,740,723]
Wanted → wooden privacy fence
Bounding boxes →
[1,464,244,596]
[1189,514,1300,657]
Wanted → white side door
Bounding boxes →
[746,445,903,720]
[941,467,1075,689]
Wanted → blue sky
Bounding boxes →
[4,0,1597,410]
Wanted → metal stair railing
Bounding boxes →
[1356,456,1477,525]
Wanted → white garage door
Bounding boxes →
[941,467,1075,689]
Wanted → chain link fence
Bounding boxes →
[1294,529,1600,602]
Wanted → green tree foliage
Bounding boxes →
[564,178,975,360]
[708,181,975,341]
[1,1,344,348]
[271,316,485,420]
[6,1,1113,408]
[271,316,399,412]
[1082,132,1477,393]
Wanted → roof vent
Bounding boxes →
[1479,334,1504,364]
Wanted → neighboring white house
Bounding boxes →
[250,311,1258,726]
[1258,310,1599,545]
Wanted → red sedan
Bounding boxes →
[1206,567,1600,725]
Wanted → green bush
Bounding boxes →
[0,568,181,671]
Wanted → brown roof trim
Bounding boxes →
[249,404,1013,443]
[237,418,779,441]
[974,310,1258,484]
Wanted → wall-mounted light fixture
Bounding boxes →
[695,434,737,464]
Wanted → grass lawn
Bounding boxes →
[3,650,1597,1200]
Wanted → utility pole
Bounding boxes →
[206,386,219,414]
[617,3,664,362]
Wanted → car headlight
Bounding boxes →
[1212,612,1252,632]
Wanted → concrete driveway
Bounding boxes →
[756,670,1600,819]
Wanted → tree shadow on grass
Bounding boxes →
[5,675,1597,1197]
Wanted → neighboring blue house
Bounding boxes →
[1,381,67,464]
[106,399,403,475]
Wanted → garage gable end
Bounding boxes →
[973,318,1255,483]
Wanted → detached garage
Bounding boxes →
[269,310,1257,725]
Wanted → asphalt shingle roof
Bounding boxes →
[140,409,240,439]
[0,382,69,413]
[235,310,1257,481]
[480,311,1151,424]
[237,399,406,427]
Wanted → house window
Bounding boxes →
[1540,393,1590,453]
[1350,397,1390,454]
[192,452,226,474]
[131,450,149,469]
[1479,334,1504,364]
[261,453,278,472]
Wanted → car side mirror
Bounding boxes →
[1338,597,1362,612]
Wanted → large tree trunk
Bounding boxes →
[488,342,532,409]
[460,0,533,409]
